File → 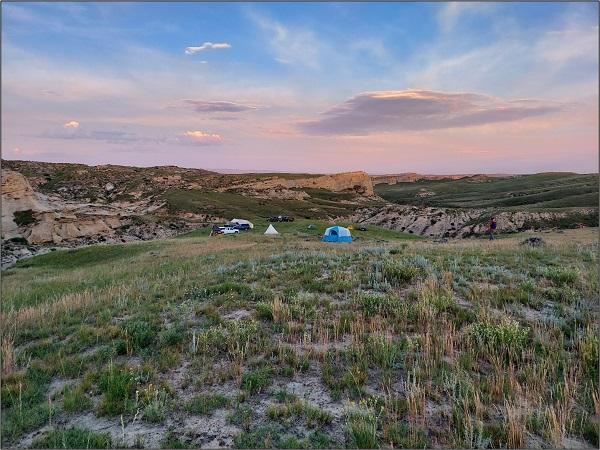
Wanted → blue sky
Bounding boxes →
[2,2,598,173]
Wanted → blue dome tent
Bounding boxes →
[323,225,353,243]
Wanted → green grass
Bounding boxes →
[178,218,421,242]
[164,188,362,220]
[1,227,597,448]
[375,172,598,209]
[31,428,113,449]
[14,241,157,270]
[185,394,230,415]
[97,364,135,416]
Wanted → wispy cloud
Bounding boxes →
[39,128,164,144]
[247,10,323,69]
[299,90,563,135]
[182,100,259,113]
[350,38,390,64]
[437,2,495,33]
[63,120,80,128]
[182,130,223,144]
[184,42,231,54]
[535,25,598,66]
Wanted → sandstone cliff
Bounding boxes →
[220,171,374,196]
[346,205,597,238]
[288,171,374,196]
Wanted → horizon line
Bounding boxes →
[1,157,596,177]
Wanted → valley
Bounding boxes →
[1,160,597,268]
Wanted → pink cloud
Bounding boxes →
[182,130,223,145]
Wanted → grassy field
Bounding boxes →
[1,228,598,448]
[164,189,375,220]
[374,173,599,209]
[177,218,422,242]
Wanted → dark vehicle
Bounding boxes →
[357,226,368,231]
[231,223,251,231]
[210,224,223,236]
[269,215,294,222]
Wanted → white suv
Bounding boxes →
[219,226,239,235]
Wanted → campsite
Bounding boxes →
[1,1,598,449]
[185,218,420,243]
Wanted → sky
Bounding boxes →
[2,2,598,174]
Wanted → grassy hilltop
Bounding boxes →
[375,173,598,210]
[1,225,598,448]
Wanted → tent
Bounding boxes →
[231,218,254,229]
[323,225,352,243]
[264,224,279,235]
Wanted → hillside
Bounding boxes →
[374,172,598,209]
[1,227,598,448]
[2,161,598,267]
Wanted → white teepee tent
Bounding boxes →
[264,224,279,235]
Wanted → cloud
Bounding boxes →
[246,10,322,69]
[535,25,598,66]
[184,42,231,54]
[350,39,390,63]
[40,128,164,144]
[298,90,563,135]
[182,130,223,145]
[63,120,80,128]
[437,3,495,33]
[182,99,258,113]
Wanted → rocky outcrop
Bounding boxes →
[221,171,375,197]
[371,173,508,185]
[346,205,598,238]
[288,171,374,196]
[24,212,121,244]
[2,170,51,240]
[347,205,482,237]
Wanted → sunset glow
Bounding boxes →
[2,2,598,173]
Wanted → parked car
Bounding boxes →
[269,215,295,222]
[358,226,368,231]
[230,223,251,231]
[219,226,240,234]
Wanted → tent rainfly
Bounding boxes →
[231,218,254,229]
[322,225,352,243]
[264,224,279,235]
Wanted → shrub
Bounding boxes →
[233,425,282,448]
[159,325,184,347]
[189,282,253,300]
[346,409,379,448]
[241,367,271,394]
[307,430,331,449]
[97,364,135,416]
[185,394,229,415]
[228,405,253,431]
[121,319,158,353]
[31,427,112,449]
[63,384,92,412]
[383,261,421,286]
[138,386,169,423]
[578,327,599,381]
[255,302,273,321]
[385,422,430,449]
[366,334,401,369]
[359,293,398,317]
[470,319,529,356]
[161,432,192,449]
[545,267,580,286]
[13,209,37,226]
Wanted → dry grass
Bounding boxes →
[1,227,597,448]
